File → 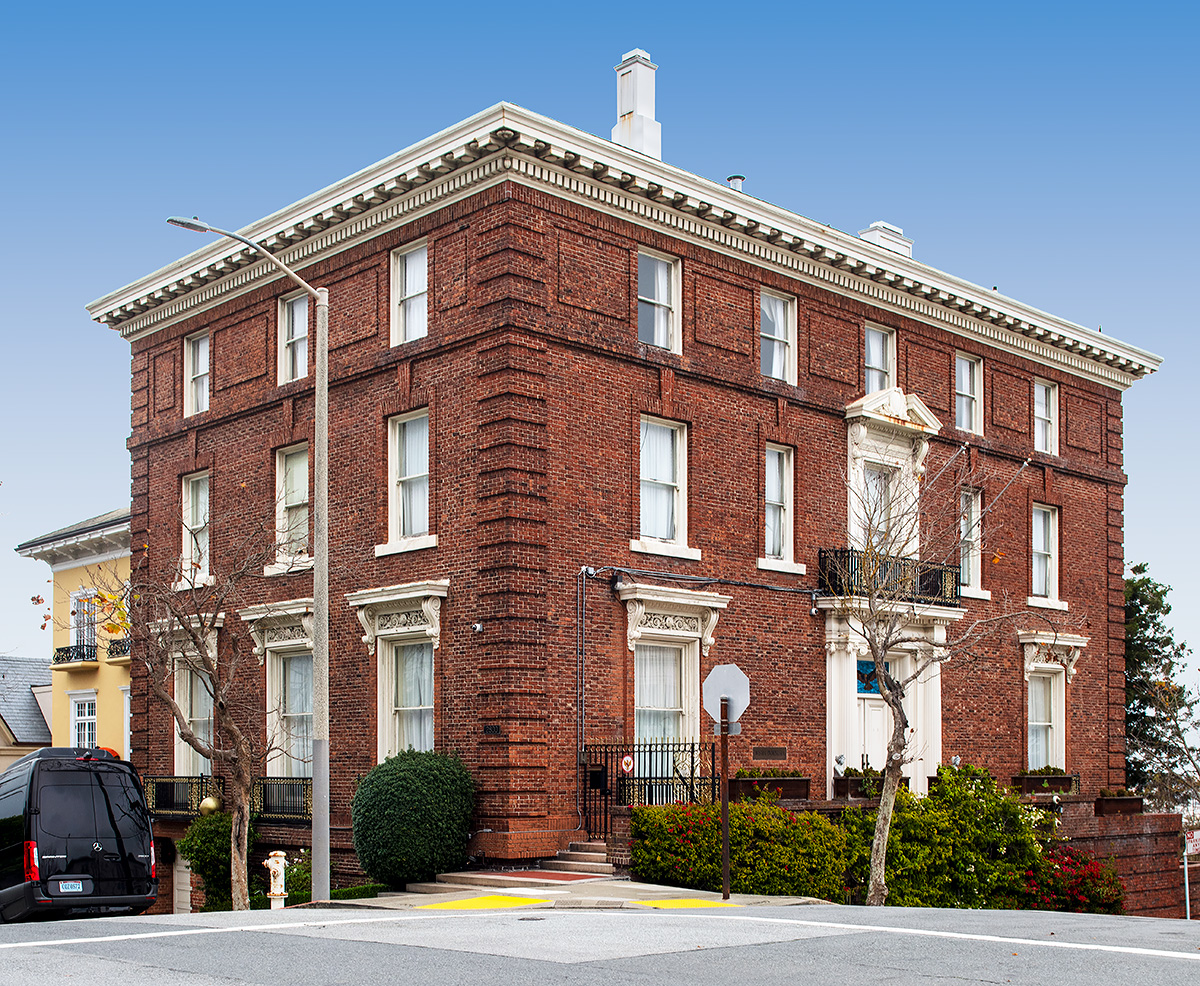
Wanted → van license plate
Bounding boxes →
[59,880,83,893]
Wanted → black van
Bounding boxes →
[0,748,156,922]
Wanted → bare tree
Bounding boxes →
[822,390,1073,906]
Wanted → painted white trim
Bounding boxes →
[389,241,429,346]
[277,290,310,385]
[959,586,992,601]
[629,538,701,561]
[387,409,431,545]
[756,557,806,575]
[954,352,984,435]
[1033,378,1059,456]
[635,247,682,355]
[375,534,438,557]
[1027,596,1069,611]
[759,288,797,385]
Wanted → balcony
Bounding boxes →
[142,775,312,824]
[818,547,961,607]
[107,637,131,662]
[143,775,224,820]
[252,777,313,824]
[52,644,98,666]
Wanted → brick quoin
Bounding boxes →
[95,107,1160,903]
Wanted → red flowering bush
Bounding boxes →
[1023,845,1125,914]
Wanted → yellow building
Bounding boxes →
[16,508,131,756]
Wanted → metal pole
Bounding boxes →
[1184,824,1191,921]
[721,696,730,901]
[311,287,330,903]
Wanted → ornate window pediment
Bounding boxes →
[345,580,450,655]
[616,582,731,657]
[237,598,313,663]
[1018,630,1089,683]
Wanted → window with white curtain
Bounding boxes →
[959,489,981,590]
[634,644,683,740]
[760,291,794,383]
[181,472,210,582]
[1027,670,1064,770]
[1031,504,1056,600]
[387,410,430,545]
[279,293,309,384]
[1034,380,1057,454]
[637,252,678,352]
[280,653,313,777]
[391,641,434,753]
[638,416,689,553]
[955,354,982,433]
[177,667,212,776]
[185,332,209,416]
[862,464,894,550]
[391,244,428,345]
[276,445,309,560]
[864,326,894,393]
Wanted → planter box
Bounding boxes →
[1094,796,1144,817]
[728,776,810,801]
[833,775,908,799]
[1012,773,1076,795]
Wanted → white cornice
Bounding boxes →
[15,521,130,570]
[87,103,1161,389]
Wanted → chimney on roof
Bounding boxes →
[612,49,662,160]
[727,175,745,191]
[858,221,914,258]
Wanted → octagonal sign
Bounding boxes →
[703,663,750,723]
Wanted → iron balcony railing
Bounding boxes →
[52,644,98,665]
[143,775,224,819]
[818,547,961,607]
[251,777,313,824]
[107,637,131,659]
[582,741,718,841]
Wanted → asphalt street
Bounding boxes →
[1,902,1198,986]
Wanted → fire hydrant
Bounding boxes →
[263,851,288,909]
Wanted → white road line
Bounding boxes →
[1,909,1197,964]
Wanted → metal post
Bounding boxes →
[312,287,330,903]
[720,695,730,901]
[1184,823,1191,921]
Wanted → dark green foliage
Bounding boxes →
[631,795,846,900]
[1023,765,1068,776]
[351,750,475,888]
[1124,562,1198,805]
[178,812,255,912]
[1024,846,1125,914]
[733,767,807,779]
[840,765,1044,908]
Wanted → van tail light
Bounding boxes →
[149,840,157,880]
[23,842,39,883]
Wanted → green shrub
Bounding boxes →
[631,794,846,900]
[1025,765,1068,776]
[178,812,256,912]
[351,750,475,888]
[840,765,1045,908]
[734,767,808,779]
[1024,845,1125,914]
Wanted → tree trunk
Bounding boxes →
[229,754,254,911]
[866,683,911,906]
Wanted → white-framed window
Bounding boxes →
[377,410,435,556]
[175,666,212,776]
[69,589,97,652]
[180,471,211,585]
[1027,668,1065,770]
[759,444,804,574]
[278,292,309,384]
[69,690,97,748]
[633,416,698,560]
[1034,379,1057,455]
[121,686,131,760]
[864,325,894,393]
[184,331,210,417]
[862,463,895,551]
[635,643,687,740]
[760,290,795,384]
[955,353,982,433]
[958,489,990,600]
[267,650,313,778]
[390,243,428,345]
[637,250,680,353]
[1029,504,1067,610]
[388,641,434,754]
[274,445,310,565]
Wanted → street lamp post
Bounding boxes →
[167,217,331,903]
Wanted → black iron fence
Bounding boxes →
[582,741,717,840]
[107,637,131,659]
[53,644,98,665]
[252,777,313,824]
[818,547,960,606]
[143,775,224,820]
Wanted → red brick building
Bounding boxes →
[88,51,1161,875]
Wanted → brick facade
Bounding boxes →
[97,105,1157,872]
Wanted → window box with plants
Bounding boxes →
[729,769,810,801]
[1094,788,1144,816]
[1012,766,1078,795]
[832,768,908,800]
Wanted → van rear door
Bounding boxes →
[33,760,154,901]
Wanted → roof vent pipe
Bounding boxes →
[611,49,662,160]
[727,175,745,191]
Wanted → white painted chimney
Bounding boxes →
[858,221,914,258]
[612,49,661,160]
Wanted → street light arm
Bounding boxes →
[166,217,320,301]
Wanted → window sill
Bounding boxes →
[960,586,992,601]
[630,538,701,561]
[757,557,806,575]
[171,574,215,592]
[1027,595,1069,612]
[264,555,314,577]
[375,534,437,557]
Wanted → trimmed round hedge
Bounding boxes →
[351,750,475,888]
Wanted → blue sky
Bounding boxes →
[1,2,1196,689]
